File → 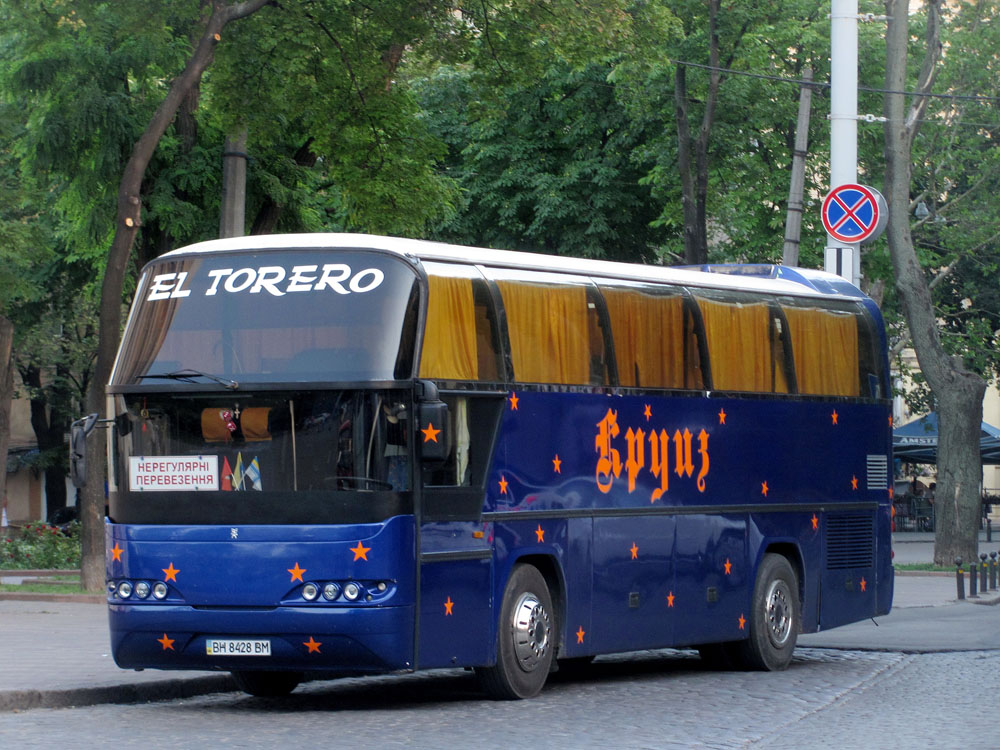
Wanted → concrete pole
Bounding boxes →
[219,130,248,238]
[826,0,861,286]
[783,68,814,268]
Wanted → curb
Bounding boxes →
[0,592,104,604]
[0,674,237,712]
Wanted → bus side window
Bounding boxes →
[781,301,862,397]
[420,265,503,383]
[693,293,792,394]
[599,283,703,390]
[492,274,603,386]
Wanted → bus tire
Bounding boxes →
[736,553,799,671]
[476,564,555,700]
[232,670,302,697]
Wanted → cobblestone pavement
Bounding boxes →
[0,647,994,749]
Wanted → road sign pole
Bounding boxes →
[829,0,859,286]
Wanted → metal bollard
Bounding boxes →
[990,519,994,543]
[981,553,989,593]
[991,552,998,590]
[970,558,979,597]
[956,557,965,600]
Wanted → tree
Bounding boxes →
[883,0,986,566]
[77,0,273,590]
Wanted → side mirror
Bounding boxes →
[69,413,99,488]
[415,381,451,463]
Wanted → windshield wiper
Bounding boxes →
[137,368,239,390]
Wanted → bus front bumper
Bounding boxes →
[109,603,415,674]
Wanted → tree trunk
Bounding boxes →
[0,315,13,513]
[80,0,273,592]
[884,0,985,566]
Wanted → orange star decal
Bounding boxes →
[643,404,652,421]
[287,562,306,582]
[860,576,867,592]
[421,422,441,443]
[738,614,746,630]
[157,633,175,651]
[162,562,179,582]
[889,487,895,499]
[831,409,839,425]
[499,475,509,495]
[718,408,727,425]
[509,393,519,410]
[552,455,562,473]
[724,558,732,575]
[630,542,639,560]
[667,591,675,607]
[535,524,545,543]
[576,626,586,644]
[761,481,769,497]
[303,636,322,654]
[444,596,454,616]
[851,475,859,490]
[811,514,819,531]
[111,543,123,562]
[350,541,371,561]
[889,415,894,428]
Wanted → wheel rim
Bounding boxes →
[764,578,793,648]
[510,591,551,672]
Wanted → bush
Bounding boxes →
[0,521,81,570]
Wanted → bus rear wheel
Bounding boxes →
[735,553,799,671]
[232,670,302,697]
[476,564,555,700]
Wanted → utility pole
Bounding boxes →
[783,68,814,268]
[826,0,860,285]
[219,130,248,238]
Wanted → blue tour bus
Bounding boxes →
[88,234,892,699]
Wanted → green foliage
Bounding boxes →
[867,0,1000,400]
[417,61,668,260]
[1,521,81,570]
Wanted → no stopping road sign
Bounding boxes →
[821,183,887,245]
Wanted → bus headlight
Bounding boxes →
[152,582,169,600]
[302,582,320,601]
[342,582,362,601]
[134,581,151,599]
[116,581,133,599]
[322,583,341,601]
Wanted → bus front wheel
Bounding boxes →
[736,553,799,671]
[232,670,302,697]
[476,564,555,700]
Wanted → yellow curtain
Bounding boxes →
[784,307,859,396]
[602,288,686,388]
[420,274,479,380]
[697,299,773,392]
[497,281,590,384]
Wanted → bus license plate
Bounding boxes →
[206,639,271,656]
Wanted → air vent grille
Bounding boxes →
[867,454,888,490]
[826,513,874,570]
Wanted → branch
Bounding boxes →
[904,0,942,141]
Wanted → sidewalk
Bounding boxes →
[1,531,999,713]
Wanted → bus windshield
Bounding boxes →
[112,250,419,385]
[109,389,413,525]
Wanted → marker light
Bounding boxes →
[376,582,387,592]
[302,583,320,601]
[343,582,362,601]
[323,583,341,601]
[152,582,169,600]
[117,581,133,599]
[134,581,151,599]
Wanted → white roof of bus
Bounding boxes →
[158,233,862,300]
